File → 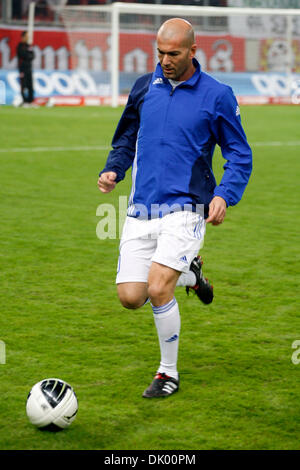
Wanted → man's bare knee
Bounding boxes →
[147,283,165,305]
[119,295,142,310]
[117,282,148,310]
[148,263,180,306]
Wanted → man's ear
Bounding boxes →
[190,43,197,59]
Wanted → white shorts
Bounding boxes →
[116,211,206,284]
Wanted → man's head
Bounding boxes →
[157,18,197,81]
[21,31,29,43]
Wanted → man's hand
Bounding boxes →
[97,171,117,193]
[206,196,227,225]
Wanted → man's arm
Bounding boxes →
[98,73,153,189]
[210,86,253,210]
[17,43,34,62]
[27,46,35,62]
[99,93,140,184]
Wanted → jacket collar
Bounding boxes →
[155,58,201,87]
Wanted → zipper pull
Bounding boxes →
[170,87,175,96]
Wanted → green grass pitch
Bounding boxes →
[0,104,299,450]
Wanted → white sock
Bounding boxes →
[176,271,196,287]
[151,297,180,381]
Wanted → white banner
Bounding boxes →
[228,0,300,7]
[229,14,300,38]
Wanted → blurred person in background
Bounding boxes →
[16,31,35,107]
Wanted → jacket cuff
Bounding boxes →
[213,187,230,207]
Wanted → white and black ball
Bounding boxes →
[26,378,78,431]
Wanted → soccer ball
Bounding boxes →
[12,95,23,107]
[26,378,78,430]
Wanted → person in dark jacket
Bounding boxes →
[98,18,252,399]
[16,31,35,106]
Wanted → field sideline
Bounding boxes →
[0,105,299,450]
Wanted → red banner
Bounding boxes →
[0,26,245,72]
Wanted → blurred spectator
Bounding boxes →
[16,31,35,106]
[12,0,23,19]
[15,0,228,11]
[69,0,227,4]
[160,0,227,5]
[10,0,228,23]
[35,0,54,21]
[67,0,88,4]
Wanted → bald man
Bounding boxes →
[98,19,252,398]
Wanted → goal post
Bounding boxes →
[27,1,36,46]
[57,3,300,106]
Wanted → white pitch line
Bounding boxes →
[1,141,300,153]
[0,145,111,153]
[251,141,300,147]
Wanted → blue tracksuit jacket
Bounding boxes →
[100,59,252,219]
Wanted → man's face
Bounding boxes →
[157,34,196,81]
[22,32,28,43]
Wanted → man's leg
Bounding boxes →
[117,282,148,310]
[148,262,180,306]
[117,260,181,398]
[27,71,34,103]
[19,72,26,104]
[143,262,181,398]
[176,256,214,305]
[141,211,210,397]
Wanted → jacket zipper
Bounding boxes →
[161,84,175,139]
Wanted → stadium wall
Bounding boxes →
[1,25,300,105]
